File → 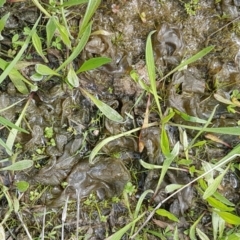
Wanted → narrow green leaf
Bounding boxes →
[0,15,41,84]
[196,228,210,240]
[214,93,233,105]
[174,109,208,124]
[61,0,88,7]
[53,19,71,49]
[207,197,235,212]
[225,233,240,240]
[0,160,33,171]
[80,87,123,123]
[216,211,240,225]
[32,0,51,17]
[161,126,170,155]
[203,165,229,199]
[0,0,6,7]
[77,57,112,73]
[78,0,101,37]
[213,191,235,207]
[155,142,180,195]
[0,138,12,154]
[0,224,5,240]
[89,122,158,164]
[161,111,175,124]
[67,64,79,87]
[105,213,145,240]
[8,69,29,94]
[32,31,48,62]
[190,213,204,240]
[174,226,179,240]
[56,22,92,73]
[212,212,220,240]
[160,46,214,82]
[0,116,28,133]
[156,209,179,222]
[46,17,56,48]
[146,30,162,116]
[0,12,10,40]
[165,184,184,193]
[35,64,61,76]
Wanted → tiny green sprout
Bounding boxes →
[100,215,108,223]
[124,182,136,196]
[52,36,63,50]
[30,189,39,201]
[15,142,22,149]
[44,126,54,138]
[36,147,45,155]
[111,151,121,159]
[67,126,77,135]
[61,181,68,188]
[112,196,120,203]
[47,138,56,146]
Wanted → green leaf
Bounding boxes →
[203,165,229,199]
[165,184,184,193]
[0,12,9,40]
[8,69,29,94]
[0,138,12,154]
[56,22,92,73]
[174,109,208,124]
[80,87,123,123]
[161,125,170,155]
[30,73,43,81]
[0,116,28,133]
[206,197,235,212]
[61,0,88,7]
[0,15,41,85]
[46,17,57,48]
[76,57,112,73]
[146,30,162,116]
[32,31,48,62]
[78,0,101,37]
[67,64,79,87]
[0,0,6,7]
[15,181,29,192]
[53,19,71,49]
[105,213,145,240]
[216,211,240,225]
[196,228,210,240]
[160,46,214,82]
[225,233,240,240]
[156,209,179,222]
[0,160,33,171]
[89,122,158,164]
[35,64,61,76]
[190,213,204,240]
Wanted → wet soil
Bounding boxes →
[1,0,240,239]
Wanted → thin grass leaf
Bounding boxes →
[0,160,33,171]
[89,122,158,164]
[76,57,111,73]
[0,15,41,84]
[207,197,235,212]
[0,138,12,155]
[203,165,230,199]
[8,69,29,94]
[5,96,31,155]
[0,12,10,40]
[174,109,208,124]
[174,226,179,240]
[53,19,71,49]
[146,30,162,117]
[165,184,184,193]
[190,213,204,240]
[78,0,101,37]
[216,211,240,225]
[46,17,56,48]
[159,46,214,82]
[161,126,170,155]
[105,213,145,240]
[156,209,179,222]
[35,64,61,76]
[130,189,154,235]
[154,142,180,196]
[212,212,220,240]
[67,64,79,87]
[196,228,210,240]
[0,116,28,133]
[61,0,88,7]
[32,0,51,17]
[140,159,187,171]
[0,0,6,7]
[56,23,92,73]
[80,87,123,123]
[32,31,48,62]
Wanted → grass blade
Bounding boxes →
[76,57,112,73]
[0,15,41,84]
[32,31,48,62]
[146,30,162,117]
[159,46,214,82]
[0,116,28,133]
[46,17,57,48]
[61,0,88,7]
[35,64,61,76]
[78,0,101,37]
[0,160,33,171]
[80,87,123,123]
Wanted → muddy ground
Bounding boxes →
[1,0,240,239]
